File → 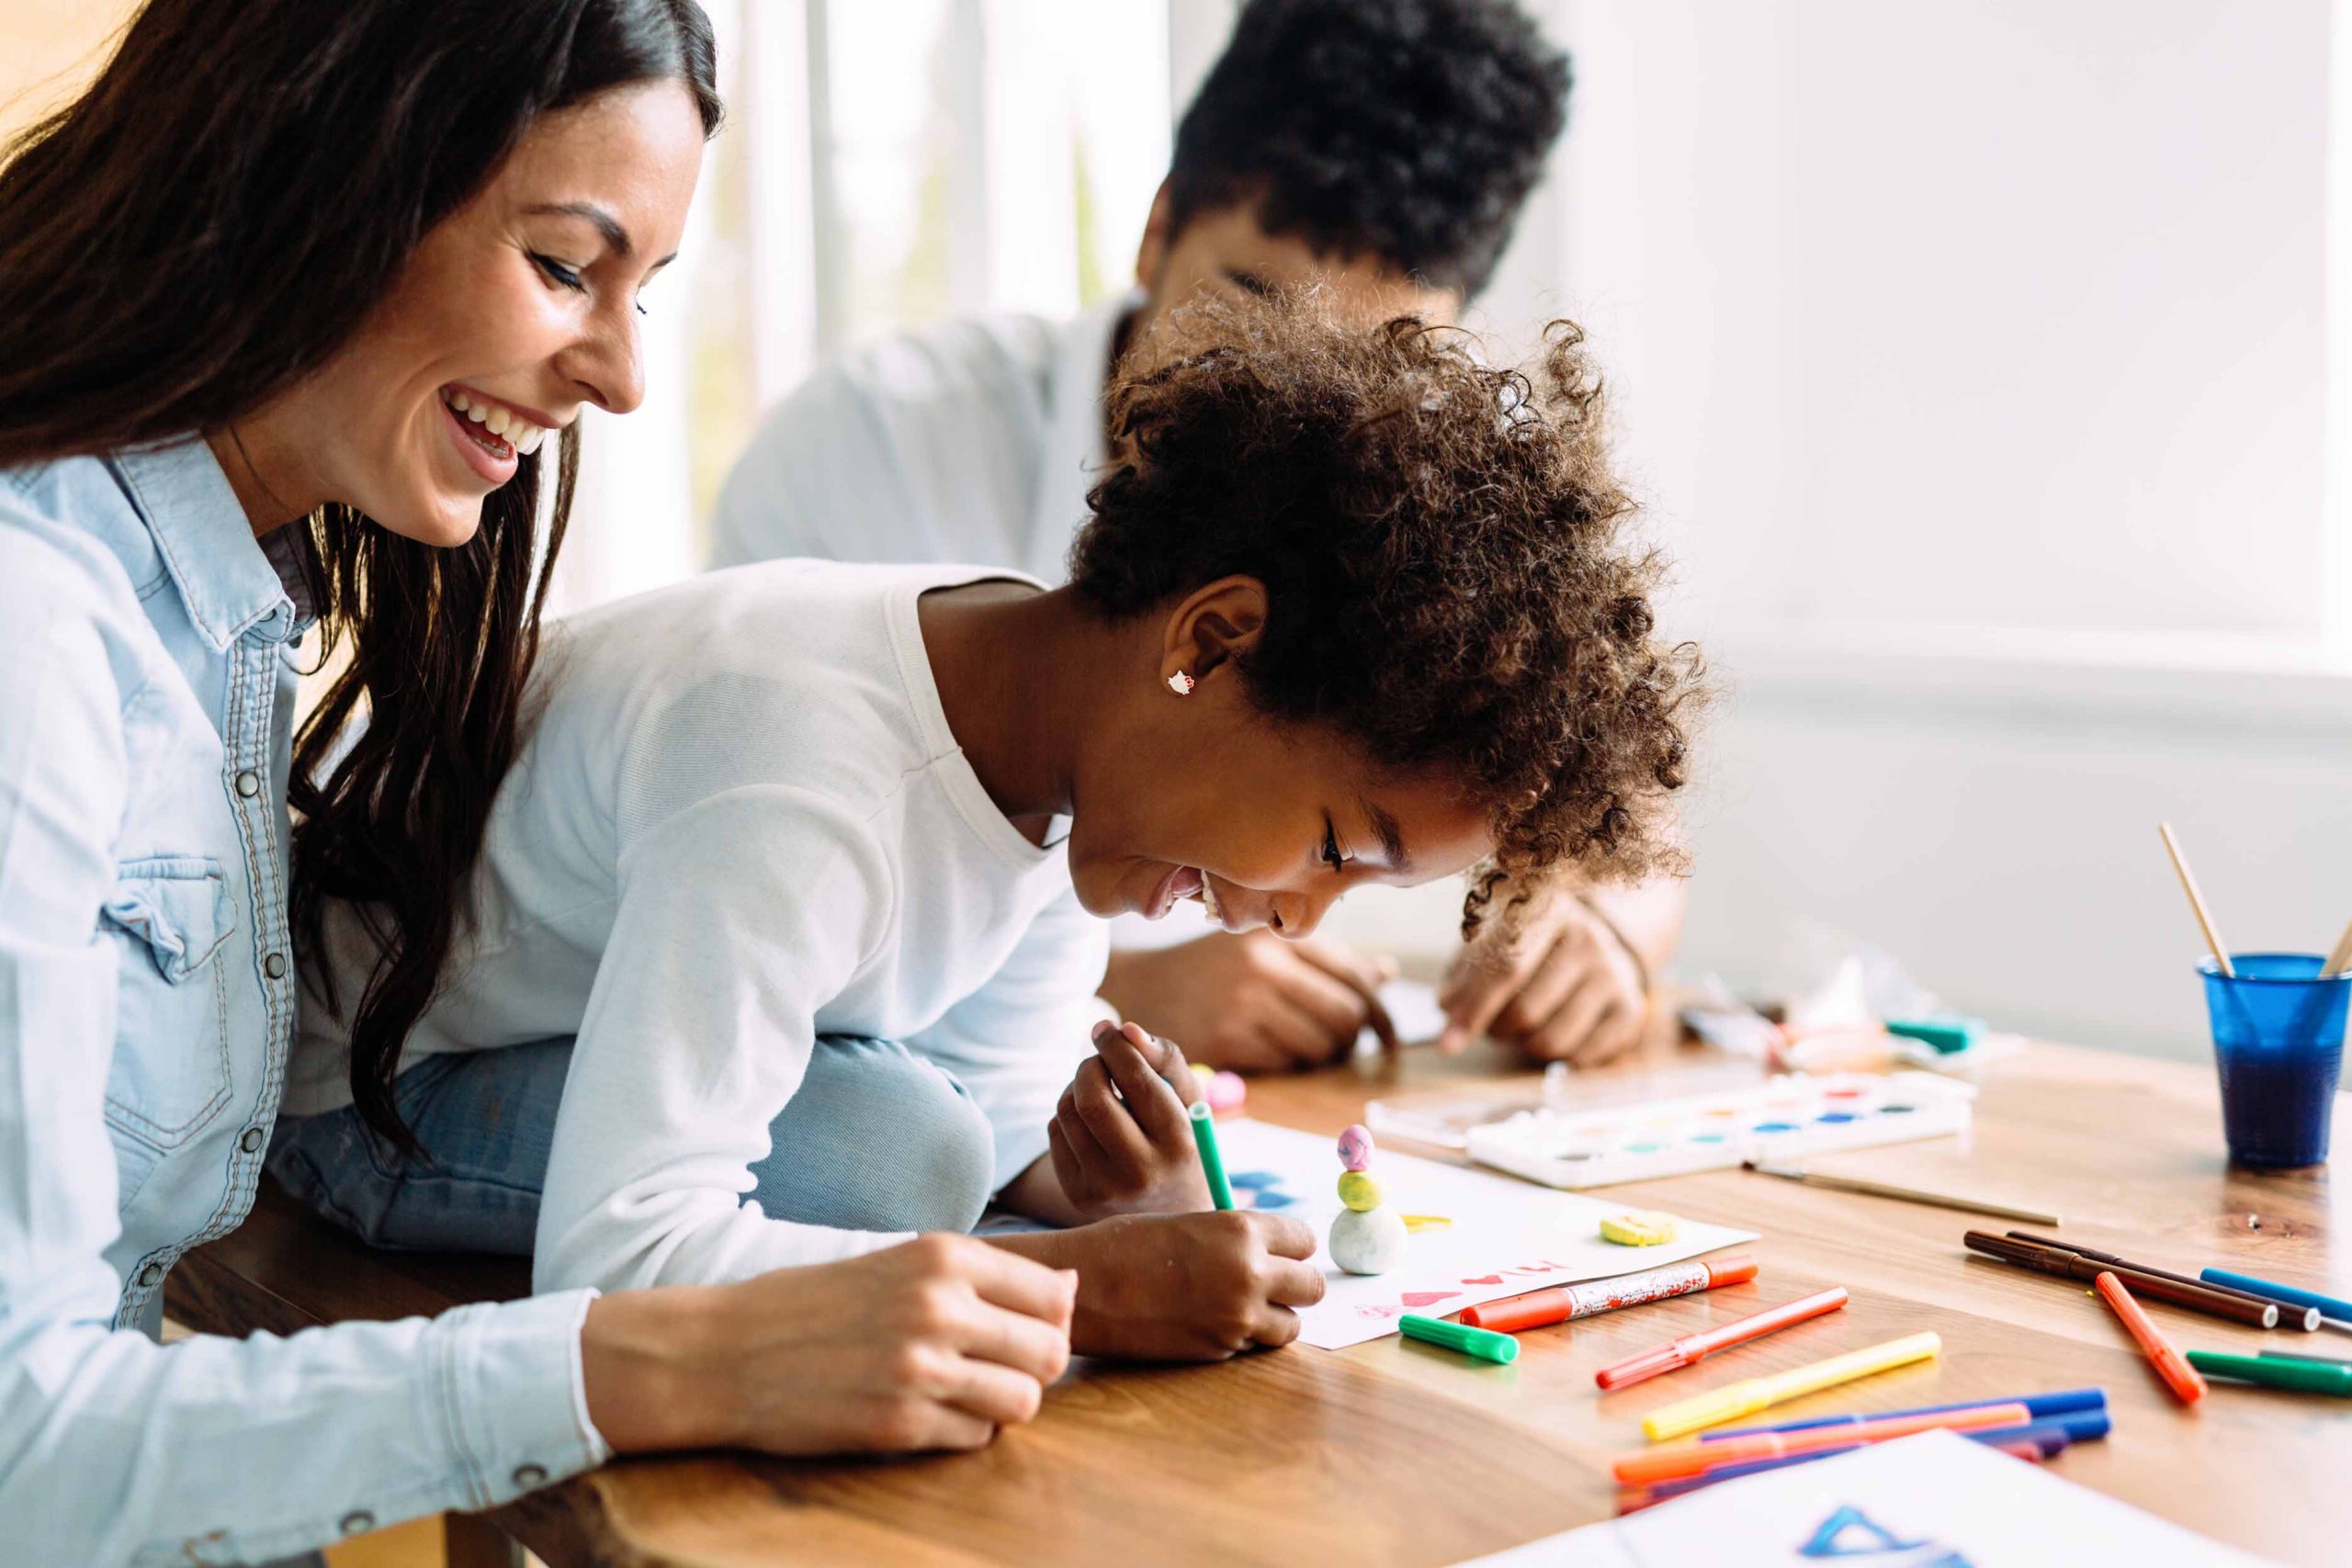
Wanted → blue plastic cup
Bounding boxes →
[2199,953,2350,1168]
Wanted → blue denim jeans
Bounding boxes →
[268,1036,998,1256]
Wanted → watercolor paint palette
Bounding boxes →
[1464,1071,1974,1190]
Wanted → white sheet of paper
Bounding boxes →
[1453,1431,2276,1567]
[1212,1118,1755,1349]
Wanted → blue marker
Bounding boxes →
[1697,1387,2106,1442]
[2200,1268,2352,1326]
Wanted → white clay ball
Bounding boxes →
[1329,1204,1409,1275]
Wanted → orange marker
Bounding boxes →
[2094,1270,2206,1404]
[1611,1401,2032,1488]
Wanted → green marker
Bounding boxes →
[1188,1101,1236,1210]
[1400,1313,1520,1365]
[1885,1017,1980,1054]
[2188,1348,2352,1397]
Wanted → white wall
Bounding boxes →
[1539,0,2348,1058]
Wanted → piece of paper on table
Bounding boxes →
[1453,1431,2276,1568]
[1212,1118,1754,1349]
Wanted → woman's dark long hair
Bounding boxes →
[0,0,721,1149]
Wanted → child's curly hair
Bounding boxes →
[1069,294,1703,934]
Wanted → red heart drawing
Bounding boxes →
[1400,1291,1460,1309]
[1461,1274,1504,1286]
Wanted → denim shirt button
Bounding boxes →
[234,770,260,797]
[239,1126,264,1153]
[339,1510,376,1536]
[513,1463,548,1490]
[137,1262,162,1288]
[263,952,287,979]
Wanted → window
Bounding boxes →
[555,0,1177,612]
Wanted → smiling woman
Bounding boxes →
[0,2,1114,1562]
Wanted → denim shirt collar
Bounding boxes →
[109,435,302,651]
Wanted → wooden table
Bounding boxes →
[176,1037,2350,1565]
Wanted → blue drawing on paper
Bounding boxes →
[1227,1170,1300,1210]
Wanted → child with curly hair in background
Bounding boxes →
[276,294,1704,1367]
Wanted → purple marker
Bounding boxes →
[1641,1418,2090,1508]
[1698,1386,2106,1442]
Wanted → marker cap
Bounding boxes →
[1399,1313,1520,1364]
[1703,1257,1760,1289]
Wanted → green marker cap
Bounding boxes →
[2187,1348,2352,1397]
[1400,1313,1520,1364]
[1884,1017,1980,1054]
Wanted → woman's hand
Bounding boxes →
[1099,932,1397,1073]
[1438,894,1648,1066]
[995,1210,1326,1360]
[581,1233,1077,1457]
[1046,1020,1213,1219]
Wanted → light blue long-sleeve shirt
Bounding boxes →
[0,438,606,1564]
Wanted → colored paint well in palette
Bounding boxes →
[1464,1071,1975,1190]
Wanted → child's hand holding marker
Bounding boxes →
[1046,1020,1214,1218]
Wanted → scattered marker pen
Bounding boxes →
[1700,1386,2105,1441]
[1463,1255,1757,1334]
[1639,1331,1942,1442]
[1596,1286,1848,1391]
[1186,1101,1236,1211]
[2188,1348,2352,1398]
[2199,1267,2352,1328]
[1612,1398,2027,1486]
[1399,1313,1519,1364]
[2093,1272,2205,1404]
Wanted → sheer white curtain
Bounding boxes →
[553,0,1180,615]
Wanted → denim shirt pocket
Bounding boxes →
[102,855,237,1160]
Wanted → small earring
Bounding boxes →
[1166,670,1195,696]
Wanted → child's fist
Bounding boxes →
[1046,1019,1214,1219]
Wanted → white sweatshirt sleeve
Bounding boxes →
[904,882,1113,1191]
[529,786,911,1294]
[705,364,912,571]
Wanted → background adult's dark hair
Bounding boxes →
[0,0,721,1151]
[1166,0,1570,299]
[1070,294,1701,934]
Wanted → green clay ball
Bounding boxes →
[1338,1171,1384,1212]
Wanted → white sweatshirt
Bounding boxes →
[289,561,1108,1294]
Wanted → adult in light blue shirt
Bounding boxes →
[0,3,1070,1562]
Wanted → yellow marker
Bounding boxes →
[1639,1331,1942,1442]
[1400,1213,1453,1233]
[1600,1211,1679,1246]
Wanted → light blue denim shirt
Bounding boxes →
[0,438,607,1564]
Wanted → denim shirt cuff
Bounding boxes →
[430,1289,611,1510]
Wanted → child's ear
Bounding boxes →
[1159,575,1269,691]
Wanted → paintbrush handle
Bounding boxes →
[2157,823,2234,979]
[2324,919,2352,979]
[1769,1166,2060,1222]
[1790,1170,2058,1227]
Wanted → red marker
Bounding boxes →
[2094,1270,2206,1404]
[1595,1285,1849,1390]
[1460,1255,1757,1334]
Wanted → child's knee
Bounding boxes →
[899,1078,996,1234]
